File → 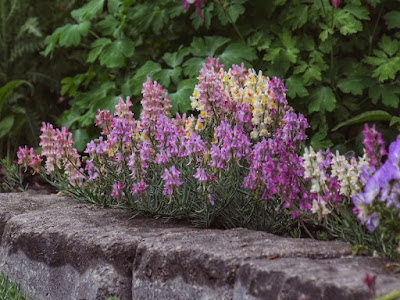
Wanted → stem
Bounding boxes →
[368,7,383,56]
[372,289,400,300]
[89,30,100,39]
[330,6,335,89]
[320,0,327,18]
[214,0,245,43]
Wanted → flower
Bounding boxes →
[182,0,205,20]
[332,0,340,9]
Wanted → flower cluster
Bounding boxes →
[39,122,84,186]
[353,134,400,231]
[18,57,400,257]
[302,146,369,219]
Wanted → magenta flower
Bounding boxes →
[194,167,208,182]
[111,181,124,200]
[332,0,340,9]
[161,165,183,195]
[17,146,42,174]
[182,0,205,20]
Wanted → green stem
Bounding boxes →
[368,7,383,56]
[320,0,327,18]
[330,6,335,88]
[214,0,245,43]
[372,289,400,300]
[89,30,100,39]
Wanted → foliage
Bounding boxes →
[0,0,84,158]
[0,157,27,192]
[42,0,400,153]
[0,273,26,300]
[18,60,400,259]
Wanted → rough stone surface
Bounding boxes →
[0,192,399,300]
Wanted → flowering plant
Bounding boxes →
[17,57,400,259]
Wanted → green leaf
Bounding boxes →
[108,0,122,14]
[96,15,119,36]
[390,116,400,126]
[218,42,257,67]
[285,5,308,29]
[71,0,105,22]
[99,39,135,68]
[129,61,162,95]
[344,4,370,20]
[152,8,169,34]
[169,78,198,114]
[384,11,400,29]
[162,48,190,68]
[331,110,393,131]
[59,21,91,47]
[335,10,363,35]
[311,125,333,150]
[369,84,400,108]
[183,57,206,77]
[372,57,400,82]
[285,76,309,98]
[379,36,400,57]
[337,77,366,95]
[308,86,336,113]
[87,38,112,63]
[189,36,231,57]
[0,80,27,115]
[154,67,182,87]
[72,128,89,152]
[0,116,15,139]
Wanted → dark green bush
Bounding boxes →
[43,0,400,152]
[0,0,84,158]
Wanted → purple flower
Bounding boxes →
[182,0,205,20]
[332,0,340,9]
[194,167,208,182]
[111,181,124,201]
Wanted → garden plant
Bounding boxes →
[17,57,400,261]
[40,0,400,155]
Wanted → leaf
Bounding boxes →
[169,78,198,114]
[87,38,112,63]
[344,4,370,20]
[379,36,400,57]
[162,48,190,68]
[335,10,363,35]
[369,84,400,108]
[154,67,182,87]
[17,17,42,39]
[96,15,119,36]
[189,36,231,57]
[152,8,169,34]
[99,39,135,68]
[108,0,122,14]
[390,116,400,126]
[59,21,91,47]
[71,0,105,22]
[384,11,400,29]
[72,128,89,152]
[218,42,257,67]
[331,110,393,131]
[183,57,206,77]
[129,61,162,95]
[285,5,308,29]
[337,77,366,95]
[285,76,309,98]
[0,80,27,115]
[311,125,333,150]
[0,116,15,139]
[308,86,336,113]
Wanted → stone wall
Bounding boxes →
[0,192,399,299]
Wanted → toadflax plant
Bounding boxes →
[17,57,310,233]
[17,57,400,258]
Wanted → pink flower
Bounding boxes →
[332,0,340,9]
[17,146,42,174]
[182,0,205,20]
[194,167,208,182]
[111,181,124,200]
